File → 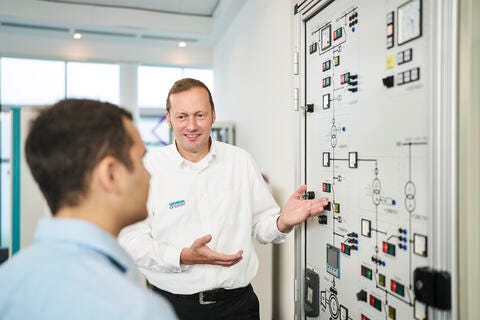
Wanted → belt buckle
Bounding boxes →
[199,291,216,305]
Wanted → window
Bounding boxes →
[137,113,171,151]
[137,66,182,108]
[183,68,214,95]
[67,62,120,104]
[0,57,65,106]
[0,57,121,250]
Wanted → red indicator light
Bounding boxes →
[382,241,389,253]
[341,243,345,252]
[370,296,375,306]
[340,74,345,83]
[391,280,397,292]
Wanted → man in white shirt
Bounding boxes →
[120,79,328,319]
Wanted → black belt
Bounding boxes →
[151,284,251,305]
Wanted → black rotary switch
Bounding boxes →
[318,215,328,225]
[356,289,367,302]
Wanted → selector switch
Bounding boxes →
[303,191,315,199]
[383,75,395,88]
[356,289,368,302]
[324,201,332,211]
[318,215,328,225]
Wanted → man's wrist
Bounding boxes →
[276,215,293,233]
[180,247,192,265]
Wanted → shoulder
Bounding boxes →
[144,144,175,169]
[0,245,176,319]
[214,141,253,161]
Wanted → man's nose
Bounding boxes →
[186,116,198,130]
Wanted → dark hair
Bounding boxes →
[25,99,134,214]
[166,78,214,112]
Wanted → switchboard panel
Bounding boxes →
[294,0,456,319]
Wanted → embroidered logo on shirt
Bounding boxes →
[169,200,186,209]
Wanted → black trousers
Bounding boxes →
[151,284,260,320]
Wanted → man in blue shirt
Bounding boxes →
[0,99,177,320]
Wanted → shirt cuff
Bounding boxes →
[272,215,291,242]
[163,245,189,272]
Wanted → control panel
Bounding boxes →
[294,0,441,319]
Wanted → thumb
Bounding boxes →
[293,185,307,199]
[193,234,212,248]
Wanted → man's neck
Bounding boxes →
[175,139,212,163]
[55,206,121,237]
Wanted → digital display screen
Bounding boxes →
[327,246,339,268]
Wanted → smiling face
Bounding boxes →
[166,86,216,162]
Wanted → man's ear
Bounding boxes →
[93,156,120,193]
[212,109,216,125]
[166,112,172,128]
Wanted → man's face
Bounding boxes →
[122,118,151,224]
[167,87,215,161]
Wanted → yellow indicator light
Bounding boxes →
[386,55,395,69]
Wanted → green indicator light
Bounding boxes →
[397,283,405,296]
[375,299,382,311]
[388,243,396,256]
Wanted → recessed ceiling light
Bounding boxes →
[178,41,187,48]
[73,32,82,40]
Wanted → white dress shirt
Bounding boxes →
[119,140,289,294]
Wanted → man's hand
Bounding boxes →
[180,234,243,266]
[277,185,329,233]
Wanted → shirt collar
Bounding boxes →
[171,138,217,170]
[34,218,137,275]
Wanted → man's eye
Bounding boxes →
[177,115,186,120]
[198,114,205,119]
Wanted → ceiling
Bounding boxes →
[0,0,245,47]
[43,0,220,17]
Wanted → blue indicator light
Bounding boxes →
[403,246,408,251]
[352,27,356,32]
[392,200,396,205]
[403,229,407,235]
[342,127,346,132]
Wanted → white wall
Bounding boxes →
[214,1,295,319]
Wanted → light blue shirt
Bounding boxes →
[0,218,177,320]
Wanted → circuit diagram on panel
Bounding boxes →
[302,1,430,319]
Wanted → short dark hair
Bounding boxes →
[25,99,134,214]
[166,78,214,112]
